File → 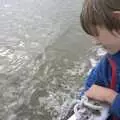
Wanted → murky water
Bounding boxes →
[0,0,94,120]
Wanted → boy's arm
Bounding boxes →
[79,56,107,97]
[84,56,107,91]
[82,55,120,117]
[85,84,120,117]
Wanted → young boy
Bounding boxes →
[80,0,120,119]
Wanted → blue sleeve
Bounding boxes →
[78,56,109,99]
[84,56,108,91]
[79,66,100,97]
[110,94,120,117]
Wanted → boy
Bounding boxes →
[80,0,120,119]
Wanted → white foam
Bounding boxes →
[4,4,12,8]
[97,48,106,57]
[89,58,97,67]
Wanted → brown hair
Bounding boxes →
[80,0,120,36]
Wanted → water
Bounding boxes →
[0,0,94,120]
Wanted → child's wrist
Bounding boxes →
[105,89,118,104]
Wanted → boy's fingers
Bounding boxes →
[85,91,92,98]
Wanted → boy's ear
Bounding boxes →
[112,11,120,20]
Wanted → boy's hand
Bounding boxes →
[85,85,118,104]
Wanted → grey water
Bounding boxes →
[0,0,93,120]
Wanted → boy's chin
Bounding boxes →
[107,49,119,55]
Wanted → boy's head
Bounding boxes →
[80,0,120,53]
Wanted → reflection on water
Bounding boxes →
[0,0,96,120]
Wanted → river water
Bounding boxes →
[0,0,95,120]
